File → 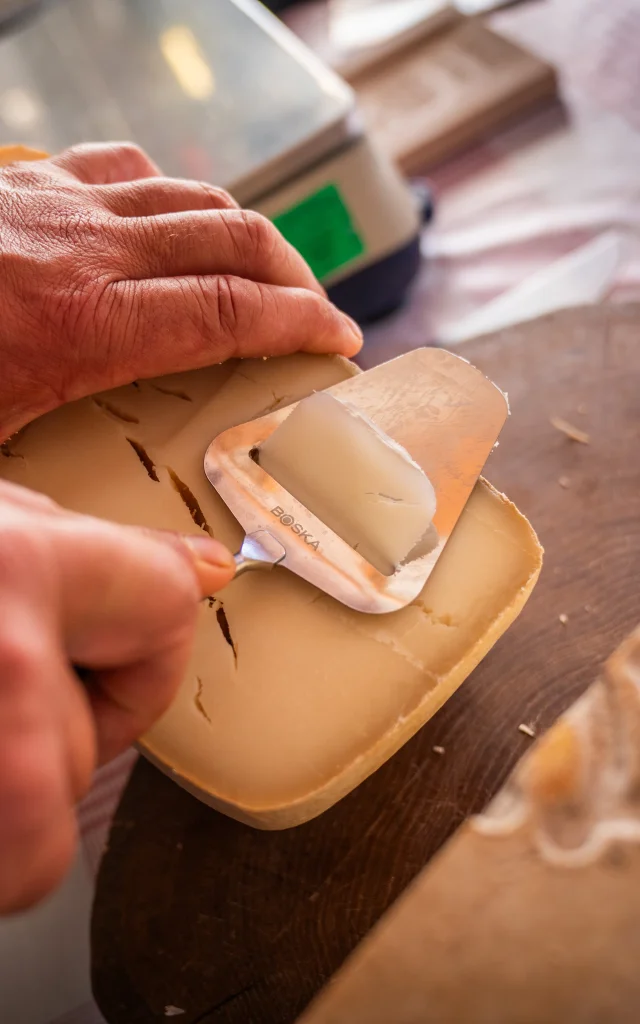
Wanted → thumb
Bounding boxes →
[51,518,236,761]
[151,530,237,601]
[54,520,236,666]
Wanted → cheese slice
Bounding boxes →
[259,390,438,575]
[0,353,542,828]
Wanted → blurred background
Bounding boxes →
[2,0,640,369]
[1,1,639,1022]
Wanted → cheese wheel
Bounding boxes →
[0,144,48,167]
[0,354,542,827]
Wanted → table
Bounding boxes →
[92,302,640,1024]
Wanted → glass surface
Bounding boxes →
[0,0,353,194]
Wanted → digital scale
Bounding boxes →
[0,0,428,322]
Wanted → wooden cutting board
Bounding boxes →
[92,303,640,1024]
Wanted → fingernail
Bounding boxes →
[183,535,235,595]
[342,312,362,337]
[341,312,364,354]
[184,534,235,568]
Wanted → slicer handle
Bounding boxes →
[233,551,274,577]
[232,530,286,579]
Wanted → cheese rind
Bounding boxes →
[259,390,438,575]
[0,353,542,828]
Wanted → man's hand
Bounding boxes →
[0,479,235,914]
[0,142,362,439]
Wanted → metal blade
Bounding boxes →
[205,348,508,613]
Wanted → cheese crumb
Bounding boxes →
[559,613,569,625]
[164,1008,185,1017]
[518,723,536,738]
[558,476,571,489]
[550,416,590,445]
[432,745,445,755]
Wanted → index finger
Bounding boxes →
[100,275,363,386]
[50,518,235,762]
[119,208,327,297]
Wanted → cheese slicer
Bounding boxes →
[204,348,508,614]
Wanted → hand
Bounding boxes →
[0,479,235,914]
[0,142,362,440]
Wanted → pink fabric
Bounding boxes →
[549,0,640,131]
[362,0,640,366]
[78,749,138,879]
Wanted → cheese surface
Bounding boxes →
[0,354,542,828]
[259,390,437,575]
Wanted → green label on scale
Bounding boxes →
[272,183,365,282]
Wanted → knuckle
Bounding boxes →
[44,276,104,347]
[112,141,147,160]
[197,182,236,209]
[235,209,278,259]
[211,275,242,337]
[60,142,94,160]
[66,141,157,182]
[0,630,43,686]
[113,141,158,177]
[72,140,144,164]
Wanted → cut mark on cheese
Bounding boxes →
[258,394,285,416]
[126,438,159,482]
[216,605,237,663]
[413,601,457,628]
[234,368,258,384]
[194,676,212,724]
[150,383,193,402]
[256,388,293,418]
[433,612,454,628]
[167,468,212,535]
[331,607,436,675]
[207,596,217,608]
[93,398,140,424]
